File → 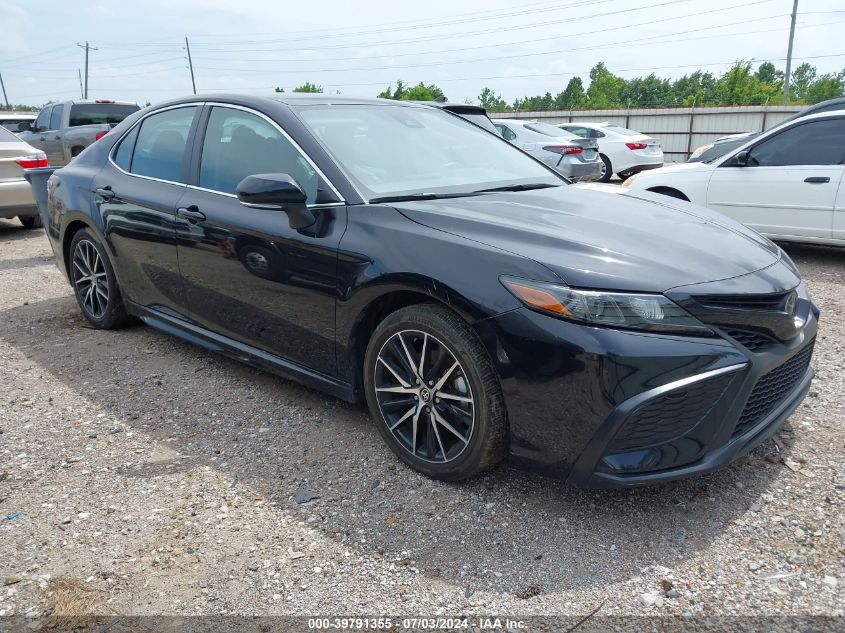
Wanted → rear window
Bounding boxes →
[604,125,642,136]
[0,126,20,142]
[524,122,568,137]
[69,104,140,127]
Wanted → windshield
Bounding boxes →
[697,137,756,163]
[296,104,561,199]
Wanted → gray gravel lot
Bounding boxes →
[0,217,843,622]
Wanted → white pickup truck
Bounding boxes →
[17,99,140,166]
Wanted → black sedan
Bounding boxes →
[40,94,818,486]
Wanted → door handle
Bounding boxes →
[95,186,116,201]
[177,205,206,222]
[54,135,61,140]
[804,176,830,184]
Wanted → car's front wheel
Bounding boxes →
[363,304,508,481]
[19,215,42,230]
[68,229,130,329]
[598,154,613,182]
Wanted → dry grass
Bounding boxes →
[40,577,108,632]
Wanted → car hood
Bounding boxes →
[392,185,782,293]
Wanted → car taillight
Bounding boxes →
[543,145,583,155]
[625,142,648,150]
[94,100,115,104]
[95,130,109,141]
[15,154,49,169]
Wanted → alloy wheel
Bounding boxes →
[72,240,109,319]
[374,330,475,463]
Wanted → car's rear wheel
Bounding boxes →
[69,229,130,329]
[19,215,42,230]
[598,154,613,182]
[363,304,508,481]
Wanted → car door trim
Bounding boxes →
[107,102,206,187]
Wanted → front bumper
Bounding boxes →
[474,296,818,487]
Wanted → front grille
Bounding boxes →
[609,374,732,453]
[732,341,814,439]
[724,328,778,353]
[698,292,793,312]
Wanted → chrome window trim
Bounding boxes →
[197,103,346,203]
[107,102,204,187]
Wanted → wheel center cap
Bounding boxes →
[419,388,432,403]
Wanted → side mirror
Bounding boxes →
[236,173,315,229]
[734,149,750,167]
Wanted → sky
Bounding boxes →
[1,0,844,108]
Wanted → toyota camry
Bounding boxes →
[39,94,818,486]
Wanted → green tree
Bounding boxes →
[377,80,443,101]
[620,73,671,107]
[292,82,323,93]
[804,69,845,103]
[554,77,586,109]
[755,61,784,88]
[670,70,718,106]
[586,63,625,109]
[716,61,778,105]
[789,63,817,102]
[478,87,510,111]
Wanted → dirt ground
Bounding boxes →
[0,217,843,623]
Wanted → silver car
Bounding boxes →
[492,118,602,181]
[0,125,47,229]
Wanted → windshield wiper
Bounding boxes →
[472,182,560,193]
[369,192,483,203]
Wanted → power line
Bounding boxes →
[76,41,98,99]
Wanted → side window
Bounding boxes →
[495,124,517,141]
[129,106,197,182]
[49,104,64,130]
[113,124,140,171]
[749,119,845,167]
[34,107,51,132]
[590,129,606,138]
[198,107,319,203]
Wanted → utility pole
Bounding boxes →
[185,36,197,95]
[78,69,84,98]
[77,41,97,99]
[783,0,798,104]
[0,73,9,109]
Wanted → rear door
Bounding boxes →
[91,104,200,316]
[706,117,845,241]
[43,103,65,165]
[833,171,845,243]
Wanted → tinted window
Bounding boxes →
[199,107,320,203]
[113,124,140,171]
[69,104,140,126]
[34,107,51,132]
[495,124,516,141]
[129,106,197,182]
[749,118,845,166]
[49,104,64,130]
[561,125,588,137]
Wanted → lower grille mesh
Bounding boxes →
[732,341,814,439]
[610,374,732,453]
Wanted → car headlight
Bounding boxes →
[622,174,637,186]
[501,276,712,335]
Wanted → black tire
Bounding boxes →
[19,215,42,230]
[68,228,130,329]
[598,154,613,183]
[363,304,508,481]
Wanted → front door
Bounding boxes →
[91,105,200,316]
[43,104,65,165]
[707,117,845,241]
[175,105,346,375]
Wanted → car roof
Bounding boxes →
[148,93,440,111]
[559,121,610,127]
[65,99,138,106]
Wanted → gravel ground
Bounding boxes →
[0,217,843,624]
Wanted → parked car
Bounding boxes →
[492,118,601,181]
[556,121,663,182]
[38,94,817,486]
[624,110,845,246]
[17,99,140,166]
[0,125,47,229]
[0,113,37,134]
[688,132,758,162]
[781,96,845,124]
[416,100,499,134]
